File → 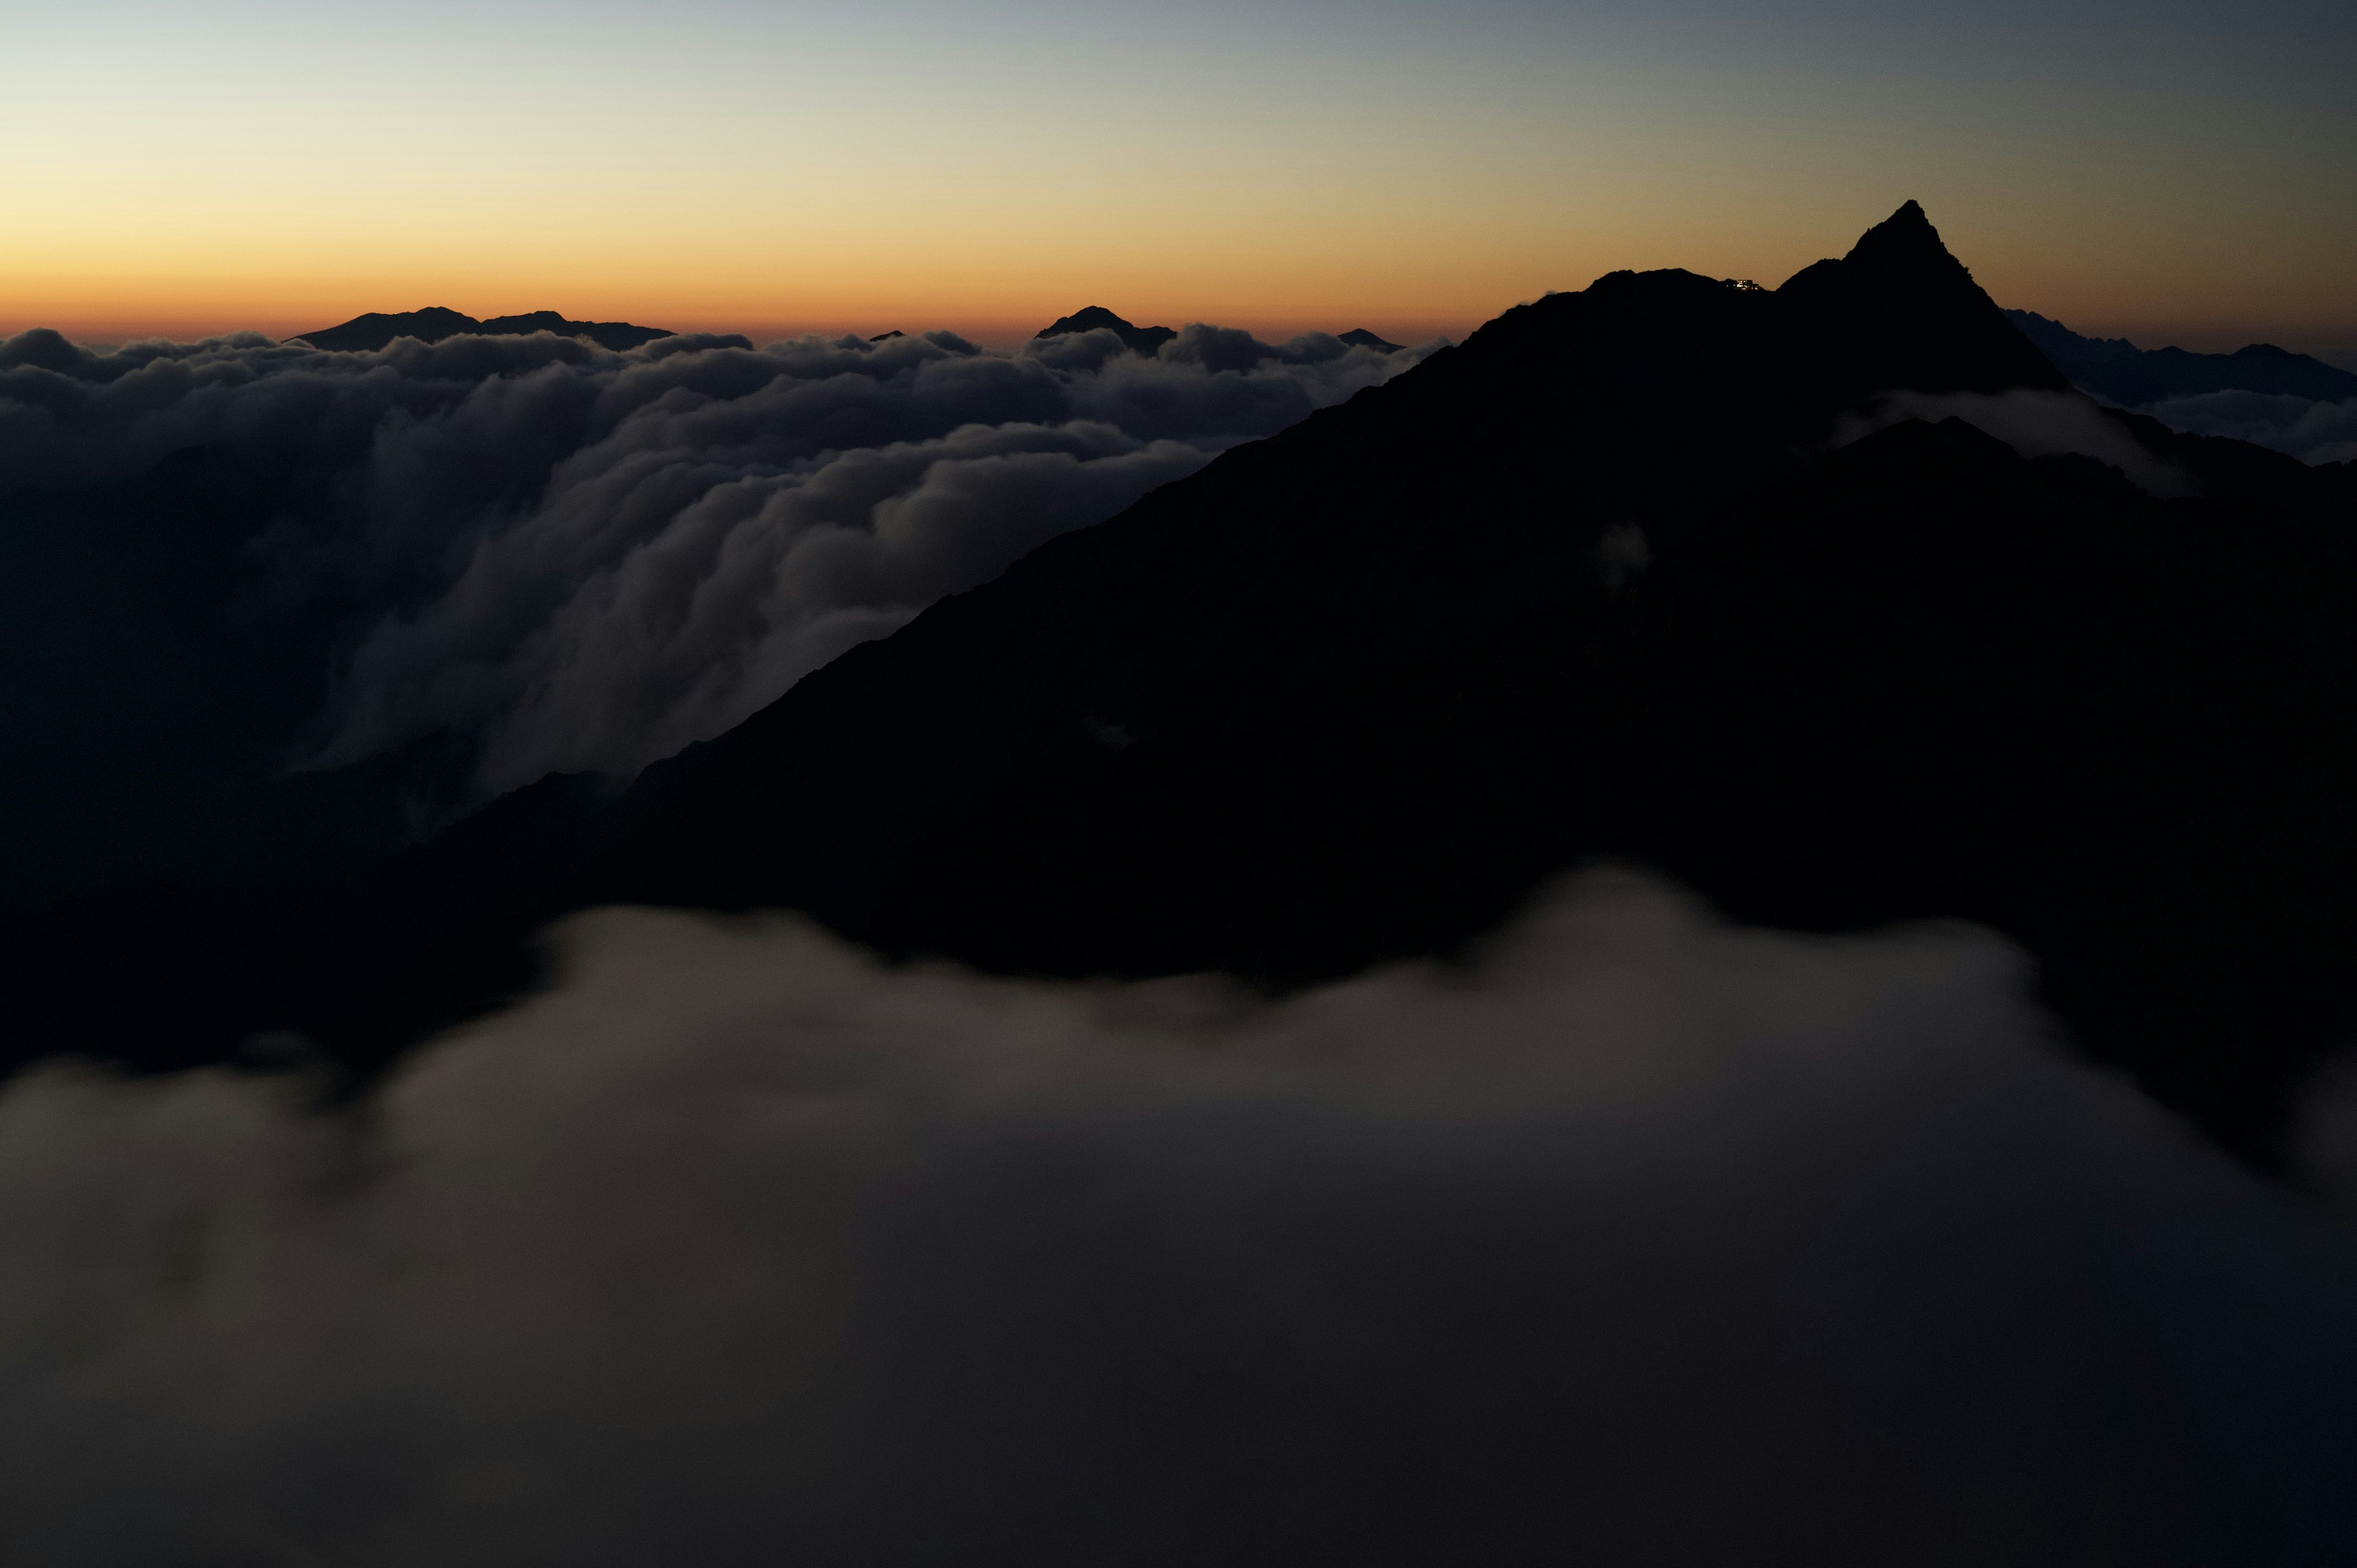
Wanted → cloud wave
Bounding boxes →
[0,323,1428,794]
[4,871,2353,1564]
[2138,388,2357,466]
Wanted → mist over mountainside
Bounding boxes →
[6,199,2357,1562]
[4,202,2353,1168]
[534,201,2353,1157]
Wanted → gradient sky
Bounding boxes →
[3,0,2351,352]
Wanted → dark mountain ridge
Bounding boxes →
[9,201,2356,1165]
[2006,308,2357,406]
[573,201,2081,931]
[293,307,674,353]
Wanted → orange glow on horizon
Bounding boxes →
[11,244,2350,360]
[4,0,2348,358]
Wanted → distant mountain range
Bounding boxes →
[1036,306,1180,355]
[289,299,2353,400]
[1035,307,1404,355]
[294,305,1406,359]
[2005,309,2357,405]
[293,307,675,353]
[9,202,2356,1167]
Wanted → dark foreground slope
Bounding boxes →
[1620,421,2357,1146]
[564,423,2355,1156]
[8,203,2356,1160]
[573,199,2075,944]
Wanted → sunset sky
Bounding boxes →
[4,0,2351,353]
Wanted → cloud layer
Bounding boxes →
[0,323,1425,794]
[4,871,2354,1564]
[2138,389,2357,466]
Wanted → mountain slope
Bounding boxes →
[555,200,2102,949]
[1617,419,2357,1148]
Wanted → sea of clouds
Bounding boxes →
[7,311,2357,1563]
[0,322,1428,794]
[7,317,2339,827]
[2,869,2353,1564]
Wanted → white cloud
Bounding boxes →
[0,324,1433,796]
[4,870,2353,1563]
[2139,390,2357,466]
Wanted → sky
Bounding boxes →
[2,0,2352,353]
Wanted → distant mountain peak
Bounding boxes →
[293,308,673,354]
[1772,201,2066,395]
[1037,306,1134,336]
[1337,328,1404,352]
[1036,307,1177,355]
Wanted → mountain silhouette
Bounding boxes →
[1036,306,1178,355]
[2005,309,2357,405]
[294,307,674,352]
[10,202,2356,1164]
[1337,328,1404,352]
[1775,200,2068,395]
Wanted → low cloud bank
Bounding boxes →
[0,323,1428,792]
[3,870,2353,1564]
[2138,389,2357,466]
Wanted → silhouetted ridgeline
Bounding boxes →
[293,307,675,352]
[6,202,2356,1166]
[2007,308,2357,406]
